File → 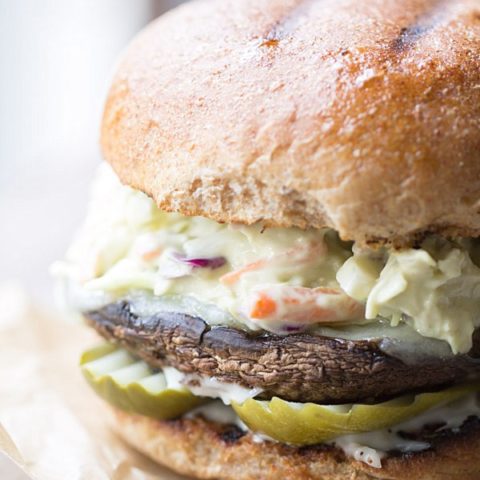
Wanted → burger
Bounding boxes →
[53,0,480,478]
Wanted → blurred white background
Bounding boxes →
[0,1,185,477]
[0,0,185,306]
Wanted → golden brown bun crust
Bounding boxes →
[110,407,480,480]
[101,0,480,245]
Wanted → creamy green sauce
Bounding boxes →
[53,164,480,353]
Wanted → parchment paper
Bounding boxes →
[0,283,189,480]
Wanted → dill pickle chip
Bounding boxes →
[80,344,204,420]
[232,384,478,445]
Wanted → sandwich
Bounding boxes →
[53,0,480,478]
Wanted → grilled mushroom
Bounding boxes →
[85,300,480,404]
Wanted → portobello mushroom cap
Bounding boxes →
[85,300,480,404]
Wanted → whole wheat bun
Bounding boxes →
[110,407,480,480]
[101,0,480,245]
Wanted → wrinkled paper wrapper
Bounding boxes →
[0,283,189,480]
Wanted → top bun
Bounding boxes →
[101,0,480,245]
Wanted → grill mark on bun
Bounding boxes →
[390,0,451,53]
[219,426,247,444]
[391,24,431,53]
[262,0,318,43]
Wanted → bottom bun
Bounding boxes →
[109,406,480,480]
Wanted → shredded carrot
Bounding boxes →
[219,240,327,287]
[250,293,277,319]
[312,287,340,295]
[219,259,267,285]
[141,248,163,261]
[283,296,300,305]
[345,297,365,316]
[301,305,337,322]
[246,286,364,325]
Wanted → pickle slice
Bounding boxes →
[233,385,478,445]
[80,344,204,419]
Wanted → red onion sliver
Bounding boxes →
[173,253,226,269]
